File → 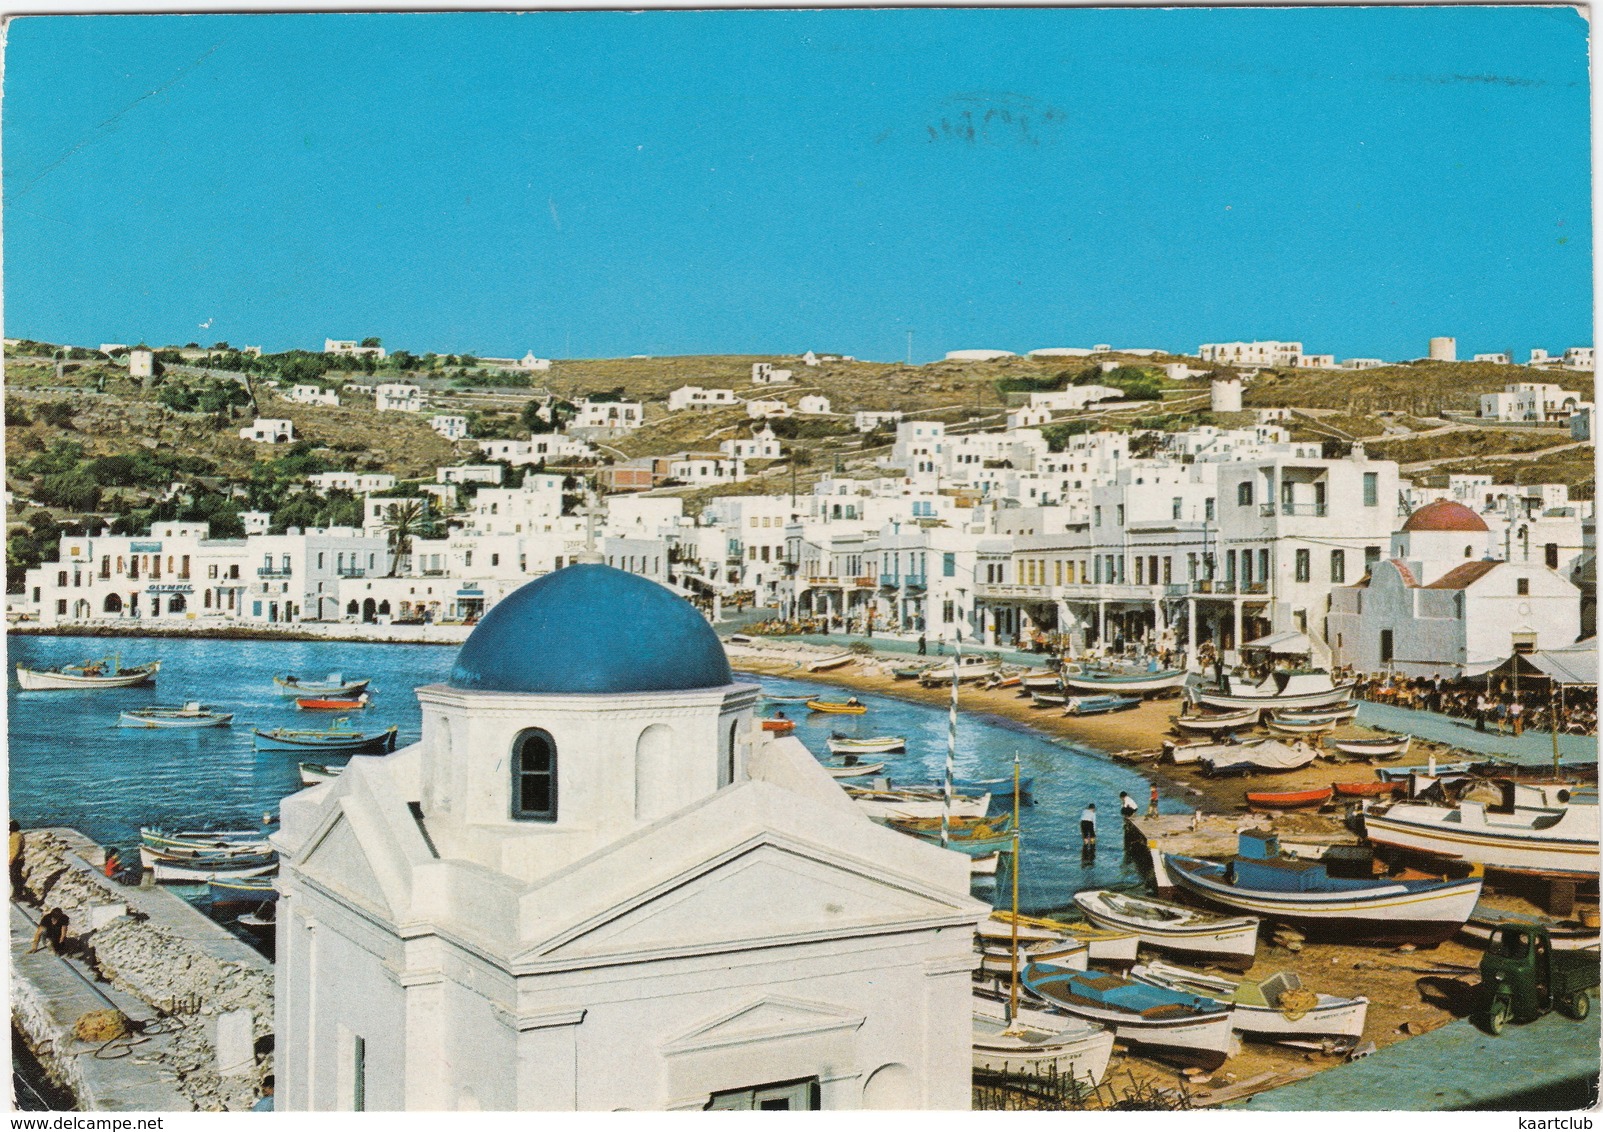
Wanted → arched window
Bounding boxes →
[168,594,186,613]
[511,729,557,821]
[346,600,360,616]
[103,593,123,613]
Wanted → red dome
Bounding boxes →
[1401,499,1490,533]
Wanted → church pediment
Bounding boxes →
[662,995,865,1055]
[299,810,395,920]
[520,836,974,966]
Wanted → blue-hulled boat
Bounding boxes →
[953,775,1034,802]
[1063,694,1141,716]
[1163,832,1484,946]
[252,720,399,754]
[1021,962,1238,1070]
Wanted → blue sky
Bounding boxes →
[3,8,1591,362]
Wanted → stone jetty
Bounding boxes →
[11,828,274,1111]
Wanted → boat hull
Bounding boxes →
[252,726,399,754]
[152,859,277,883]
[1174,710,1259,733]
[971,998,1115,1084]
[1130,963,1368,1041]
[1021,966,1237,1070]
[1363,803,1600,880]
[848,793,990,820]
[1246,787,1332,809]
[1064,695,1141,716]
[826,736,905,754]
[807,654,855,672]
[118,711,232,728]
[1163,853,1484,945]
[17,663,159,690]
[805,700,866,715]
[1074,890,1259,970]
[1062,670,1186,694]
[823,760,885,778]
[274,677,370,698]
[1193,683,1355,711]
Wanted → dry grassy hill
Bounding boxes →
[1242,360,1574,415]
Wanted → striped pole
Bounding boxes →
[943,630,960,849]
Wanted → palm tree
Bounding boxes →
[382,499,424,577]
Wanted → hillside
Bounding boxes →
[1242,360,1582,415]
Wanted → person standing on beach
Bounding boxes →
[1510,698,1524,736]
[917,634,926,656]
[1475,693,1488,732]
[1079,803,1097,848]
[1147,782,1160,818]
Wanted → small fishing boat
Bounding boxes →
[919,656,1000,686]
[118,702,233,728]
[1274,704,1359,725]
[807,653,856,672]
[805,698,867,714]
[140,842,274,869]
[1063,694,1142,717]
[1174,708,1259,733]
[1131,959,1369,1041]
[1459,903,1601,952]
[1021,962,1238,1070]
[985,672,1022,690]
[888,819,1014,855]
[892,666,930,681]
[17,655,160,691]
[761,717,795,733]
[971,991,1115,1084]
[1333,780,1406,799]
[1201,739,1319,776]
[1019,671,1065,692]
[1062,667,1187,695]
[299,761,344,786]
[1374,760,1474,782]
[1163,832,1485,945]
[1030,692,1068,708]
[1265,716,1340,736]
[846,788,990,820]
[978,935,1089,977]
[141,827,269,852]
[983,912,1141,966]
[761,692,816,704]
[1074,889,1260,970]
[1246,786,1333,810]
[207,874,278,900]
[886,812,1013,836]
[295,693,372,711]
[952,775,1034,801]
[252,721,399,754]
[273,673,371,699]
[1192,669,1355,712]
[152,857,277,884]
[1327,735,1412,759]
[826,734,906,755]
[822,760,886,779]
[1362,799,1600,880]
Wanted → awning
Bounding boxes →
[1241,630,1312,654]
[1472,646,1598,687]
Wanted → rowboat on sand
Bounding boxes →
[1265,716,1340,737]
[1131,959,1369,1041]
[983,910,1140,965]
[1327,735,1412,759]
[17,656,160,691]
[1174,708,1259,733]
[1191,669,1355,712]
[1061,668,1187,695]
[970,990,1115,1084]
[807,653,856,672]
[1274,704,1359,725]
[1063,694,1142,717]
[919,657,1000,686]
[1074,889,1260,970]
[1245,785,1333,809]
[1201,740,1320,776]
[1021,962,1238,1070]
[1361,799,1600,880]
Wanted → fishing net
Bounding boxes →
[1278,988,1319,1022]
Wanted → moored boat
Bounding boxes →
[1062,668,1187,695]
[807,653,856,672]
[118,702,233,728]
[983,911,1140,966]
[970,991,1115,1083]
[1192,669,1355,712]
[252,721,399,754]
[978,935,1089,977]
[761,717,795,734]
[1163,832,1485,945]
[805,698,867,715]
[1246,785,1333,810]
[1063,694,1142,717]
[919,656,1000,686]
[1073,889,1259,970]
[845,788,990,820]
[1021,962,1238,1070]
[141,827,269,852]
[826,734,906,755]
[951,775,1034,802]
[17,655,160,691]
[151,857,277,884]
[761,693,816,704]
[273,673,371,699]
[1273,704,1359,725]
[1174,708,1259,733]
[1131,959,1368,1041]
[207,874,278,900]
[1362,800,1600,879]
[1327,735,1412,759]
[299,761,344,786]
[295,693,372,711]
[1030,692,1068,708]
[140,842,274,869]
[821,760,886,779]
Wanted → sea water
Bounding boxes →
[8,635,1177,912]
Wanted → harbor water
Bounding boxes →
[8,635,1173,911]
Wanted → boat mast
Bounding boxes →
[1008,751,1021,1022]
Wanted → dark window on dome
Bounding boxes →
[512,729,557,821]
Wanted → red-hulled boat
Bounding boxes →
[1245,785,1333,809]
[295,694,371,711]
[761,718,795,734]
[1333,780,1406,798]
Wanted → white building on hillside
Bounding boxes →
[287,384,339,407]
[1474,353,1512,365]
[746,399,791,420]
[751,363,793,385]
[325,339,387,359]
[667,386,739,411]
[522,352,553,371]
[375,384,424,413]
[430,414,469,440]
[569,400,643,433]
[720,426,781,462]
[240,418,296,444]
[1341,358,1386,370]
[1198,341,1303,367]
[853,411,904,432]
[479,434,596,466]
[797,395,832,415]
[306,472,397,495]
[273,566,982,1111]
[437,465,504,487]
[128,348,155,379]
[670,455,747,484]
[1478,383,1585,423]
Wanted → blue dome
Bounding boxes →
[447,564,732,695]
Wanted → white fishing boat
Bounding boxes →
[299,761,344,786]
[825,734,906,755]
[983,912,1142,966]
[1062,667,1188,694]
[1019,670,1064,692]
[821,760,886,778]
[1030,691,1068,708]
[1174,708,1259,733]
[118,702,233,729]
[1374,760,1475,782]
[1274,704,1359,725]
[1265,716,1340,737]
[1131,959,1369,1041]
[273,673,371,698]
[806,653,856,672]
[1201,739,1320,776]
[151,858,277,884]
[1327,735,1412,759]
[1022,962,1239,1070]
[17,655,161,690]
[1363,800,1600,879]
[1074,889,1260,970]
[140,827,269,852]
[971,992,1115,1083]
[1459,903,1601,952]
[977,936,1089,977]
[139,841,273,869]
[920,656,1000,686]
[845,788,991,820]
[1192,669,1355,712]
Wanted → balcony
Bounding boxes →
[1193,580,1270,597]
[1262,502,1328,518]
[336,566,367,578]
[879,574,928,589]
[258,567,293,578]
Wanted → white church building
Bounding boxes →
[274,563,985,1111]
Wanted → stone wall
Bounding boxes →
[16,831,274,1111]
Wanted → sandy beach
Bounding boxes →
[727,636,1578,1101]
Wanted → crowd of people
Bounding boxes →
[1351,672,1597,736]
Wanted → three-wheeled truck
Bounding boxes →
[1478,923,1600,1034]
